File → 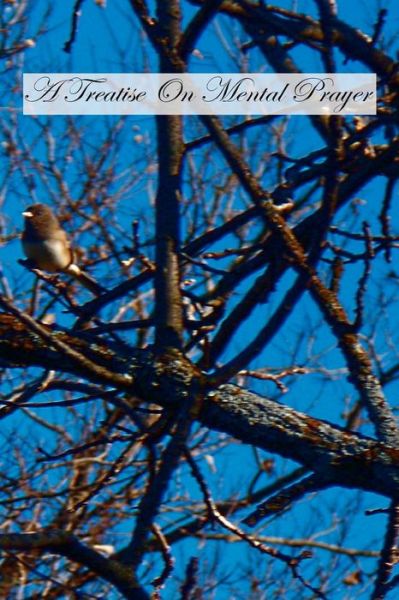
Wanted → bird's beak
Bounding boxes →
[22,211,33,218]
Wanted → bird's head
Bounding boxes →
[22,203,60,236]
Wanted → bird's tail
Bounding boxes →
[65,263,104,296]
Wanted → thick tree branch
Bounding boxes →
[1,314,399,500]
[179,0,224,59]
[200,385,399,499]
[199,114,399,446]
[154,0,185,349]
[117,406,193,568]
[0,531,149,600]
[372,501,399,600]
[128,0,159,47]
[224,1,399,87]
[0,301,133,391]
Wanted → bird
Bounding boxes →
[21,203,103,295]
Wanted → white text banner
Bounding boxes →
[23,73,376,116]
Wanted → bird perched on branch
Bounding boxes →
[21,203,103,296]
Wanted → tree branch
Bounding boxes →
[199,114,399,447]
[154,0,185,349]
[1,315,399,499]
[0,531,149,600]
[179,0,224,59]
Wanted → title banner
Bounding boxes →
[23,73,376,116]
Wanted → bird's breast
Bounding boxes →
[22,238,72,272]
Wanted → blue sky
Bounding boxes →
[1,1,399,598]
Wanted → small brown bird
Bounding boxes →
[21,203,103,295]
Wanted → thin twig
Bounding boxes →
[64,0,86,53]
